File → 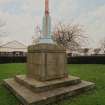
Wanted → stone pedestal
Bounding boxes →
[27,44,68,81]
[4,43,95,105]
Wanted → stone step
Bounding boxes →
[15,75,81,93]
[4,78,95,105]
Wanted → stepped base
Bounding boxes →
[15,75,81,92]
[4,76,95,105]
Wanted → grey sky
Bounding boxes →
[0,0,105,48]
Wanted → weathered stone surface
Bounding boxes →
[15,75,81,92]
[4,78,95,105]
[27,44,68,81]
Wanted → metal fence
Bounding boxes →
[0,52,27,63]
[67,55,105,64]
[0,52,105,64]
[0,52,27,57]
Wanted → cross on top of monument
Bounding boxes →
[45,0,49,16]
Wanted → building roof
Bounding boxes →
[0,40,27,49]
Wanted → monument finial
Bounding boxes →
[45,0,49,16]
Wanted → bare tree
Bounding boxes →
[83,48,89,56]
[53,23,87,51]
[94,48,101,55]
[100,38,105,54]
[32,23,87,50]
[32,25,42,44]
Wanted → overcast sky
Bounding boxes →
[0,0,105,48]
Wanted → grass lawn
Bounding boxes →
[0,63,105,105]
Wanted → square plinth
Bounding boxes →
[27,44,68,81]
[4,78,95,105]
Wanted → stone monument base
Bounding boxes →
[4,43,95,105]
[4,75,95,105]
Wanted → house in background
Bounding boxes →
[0,40,27,56]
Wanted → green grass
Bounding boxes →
[0,63,105,105]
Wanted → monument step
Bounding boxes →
[4,78,95,105]
[15,75,81,93]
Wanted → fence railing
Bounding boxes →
[0,53,105,64]
[0,56,26,63]
[0,52,27,57]
[67,55,105,64]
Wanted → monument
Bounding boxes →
[4,0,95,105]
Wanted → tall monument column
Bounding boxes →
[39,0,54,43]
